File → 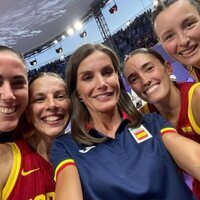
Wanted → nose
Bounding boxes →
[0,82,16,101]
[46,97,58,111]
[96,75,108,89]
[140,74,150,86]
[177,31,189,47]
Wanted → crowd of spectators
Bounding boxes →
[28,55,70,80]
[28,9,157,80]
[112,9,157,61]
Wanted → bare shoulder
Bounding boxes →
[0,143,13,160]
[193,84,200,97]
[0,143,13,192]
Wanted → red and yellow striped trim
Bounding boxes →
[161,127,177,135]
[3,143,21,200]
[188,83,200,134]
[54,159,75,181]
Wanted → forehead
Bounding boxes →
[78,51,112,72]
[154,0,199,33]
[30,76,65,93]
[0,51,26,75]
[126,53,159,66]
[124,53,163,75]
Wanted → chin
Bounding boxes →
[49,129,64,137]
[193,59,200,67]
[0,122,18,132]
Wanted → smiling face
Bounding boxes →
[0,51,28,132]
[76,50,120,116]
[154,0,200,67]
[27,75,70,138]
[123,53,172,103]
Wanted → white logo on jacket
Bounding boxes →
[79,146,96,153]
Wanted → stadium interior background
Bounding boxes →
[1,0,194,106]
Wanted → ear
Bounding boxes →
[164,61,173,75]
[79,97,83,102]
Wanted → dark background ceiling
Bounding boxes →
[0,0,105,54]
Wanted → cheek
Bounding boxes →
[162,42,175,54]
[63,101,70,113]
[194,28,200,39]
[16,89,28,100]
[29,106,41,121]
[77,83,91,97]
[111,76,120,88]
[131,83,142,93]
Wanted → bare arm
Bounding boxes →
[0,144,13,199]
[191,84,200,130]
[55,165,83,200]
[163,132,200,181]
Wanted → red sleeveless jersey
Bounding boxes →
[145,82,200,199]
[2,139,55,200]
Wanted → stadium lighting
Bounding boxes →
[55,47,63,54]
[79,30,87,38]
[67,28,74,36]
[30,59,37,66]
[61,35,66,39]
[53,39,58,44]
[74,21,83,31]
[126,21,131,26]
[60,55,65,60]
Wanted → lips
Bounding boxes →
[145,84,159,95]
[94,92,113,101]
[42,114,64,123]
[0,106,16,115]
[179,44,198,57]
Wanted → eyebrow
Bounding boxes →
[127,61,152,80]
[182,15,197,25]
[78,70,91,75]
[0,75,27,80]
[32,89,66,96]
[13,75,27,79]
[141,62,152,69]
[13,76,28,83]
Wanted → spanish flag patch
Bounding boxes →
[128,125,152,143]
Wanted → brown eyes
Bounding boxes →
[32,93,67,103]
[0,78,27,89]
[81,67,115,81]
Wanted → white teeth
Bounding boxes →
[95,92,112,100]
[96,94,109,100]
[180,45,196,56]
[43,116,60,122]
[0,107,15,115]
[145,84,159,95]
